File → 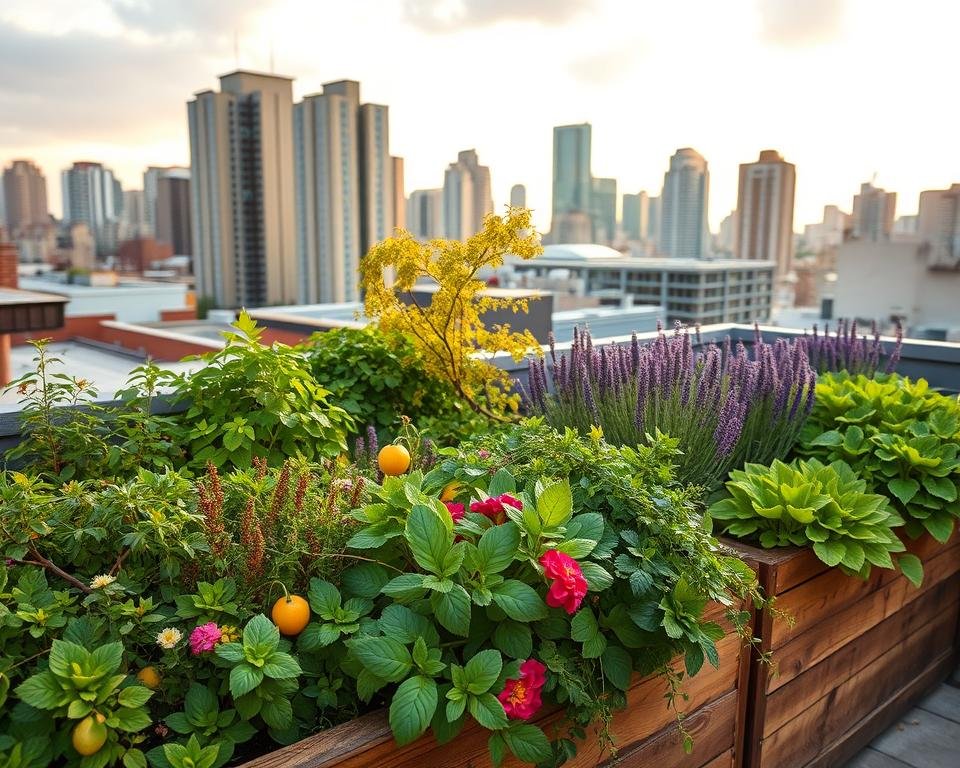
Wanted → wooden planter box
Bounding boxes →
[728,532,960,768]
[241,604,749,768]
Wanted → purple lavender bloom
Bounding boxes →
[630,332,640,374]
[548,331,557,366]
[355,436,365,461]
[885,322,904,373]
[366,425,379,462]
[714,391,745,457]
[582,360,600,423]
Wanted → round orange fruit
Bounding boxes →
[271,594,311,636]
[72,714,108,756]
[378,444,411,476]
[136,666,161,689]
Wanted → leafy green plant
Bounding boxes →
[799,373,960,542]
[169,312,353,471]
[709,458,921,584]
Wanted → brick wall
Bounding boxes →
[160,307,198,322]
[10,314,115,346]
[0,241,18,289]
[97,322,221,361]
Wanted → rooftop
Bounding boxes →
[530,245,776,271]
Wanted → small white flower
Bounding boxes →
[90,574,116,589]
[156,627,183,649]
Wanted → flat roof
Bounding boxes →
[510,255,776,271]
[0,287,69,307]
[18,277,186,297]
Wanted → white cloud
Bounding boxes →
[401,0,594,31]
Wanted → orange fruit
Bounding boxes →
[378,444,411,476]
[440,482,461,502]
[72,714,108,756]
[271,594,311,636]
[136,666,161,689]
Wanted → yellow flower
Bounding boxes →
[156,627,183,649]
[218,625,240,644]
[90,574,116,589]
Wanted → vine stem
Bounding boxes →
[14,547,94,594]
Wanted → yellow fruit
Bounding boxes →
[440,482,461,502]
[378,444,411,476]
[136,666,161,689]
[271,594,311,636]
[72,714,108,756]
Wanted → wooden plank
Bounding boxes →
[767,573,960,704]
[870,707,960,767]
[917,683,960,725]
[763,599,959,736]
[610,689,736,768]
[758,631,956,768]
[769,538,960,649]
[700,749,733,768]
[243,632,743,768]
[843,747,913,768]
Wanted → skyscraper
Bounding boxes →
[551,124,592,235]
[510,184,527,208]
[392,157,405,239]
[2,160,48,238]
[852,181,896,241]
[120,189,149,240]
[61,161,122,258]
[358,102,395,253]
[621,191,648,242]
[156,168,192,256]
[734,150,796,279]
[406,189,443,241]
[143,166,165,235]
[918,183,960,266]
[443,149,492,240]
[590,177,617,244]
[647,196,661,249]
[189,70,298,307]
[659,148,709,259]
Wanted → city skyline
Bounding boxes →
[1,0,959,234]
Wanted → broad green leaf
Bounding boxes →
[261,651,302,679]
[242,615,280,659]
[431,585,472,637]
[469,692,509,730]
[307,579,341,618]
[537,480,573,528]
[405,505,451,575]
[347,636,413,682]
[477,524,521,575]
[490,580,548,622]
[502,724,552,764]
[463,649,502,694]
[493,621,533,659]
[118,685,154,708]
[887,478,920,506]
[813,540,846,567]
[898,553,924,588]
[600,645,633,690]
[229,664,263,698]
[389,676,438,746]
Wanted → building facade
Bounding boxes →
[155,169,192,257]
[659,148,709,259]
[188,70,298,308]
[61,161,122,259]
[442,149,492,240]
[358,101,395,253]
[917,183,960,266]
[2,160,48,238]
[510,184,526,208]
[590,177,617,244]
[120,189,149,241]
[551,123,592,233]
[391,156,405,239]
[852,181,896,241]
[406,189,443,241]
[734,150,796,281]
[621,191,648,242]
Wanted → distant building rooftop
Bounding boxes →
[528,246,776,271]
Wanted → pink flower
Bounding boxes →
[539,550,588,615]
[497,659,547,720]
[470,494,523,525]
[189,622,222,654]
[478,450,490,459]
[444,501,465,523]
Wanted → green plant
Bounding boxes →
[169,312,353,471]
[299,327,487,444]
[799,373,960,542]
[709,458,921,584]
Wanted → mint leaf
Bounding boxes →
[491,580,548,622]
[389,676,438,746]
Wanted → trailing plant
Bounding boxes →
[708,458,922,584]
[800,319,903,376]
[528,324,816,491]
[168,312,353,471]
[359,207,543,421]
[799,372,960,542]
[298,326,487,444]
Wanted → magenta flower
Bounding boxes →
[189,622,222,655]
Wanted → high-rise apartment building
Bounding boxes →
[156,168,192,256]
[590,177,617,244]
[803,205,849,252]
[406,189,443,241]
[443,149,492,240]
[852,181,896,241]
[647,196,661,249]
[189,70,298,307]
[392,157,405,239]
[120,189,149,240]
[510,184,527,208]
[659,148,709,259]
[918,183,960,266]
[621,191,649,242]
[294,81,397,303]
[734,150,796,279]
[2,160,48,238]
[551,124,592,237]
[61,161,122,258]
[143,165,189,237]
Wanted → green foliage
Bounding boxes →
[709,458,920,584]
[170,312,353,471]
[799,373,960,542]
[298,327,487,444]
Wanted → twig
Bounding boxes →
[21,546,93,593]
[109,548,131,577]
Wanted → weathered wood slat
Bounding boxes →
[870,705,960,766]
[917,682,960,725]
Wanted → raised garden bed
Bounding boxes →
[241,602,748,768]
[729,532,960,768]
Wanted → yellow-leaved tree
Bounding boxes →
[360,207,543,421]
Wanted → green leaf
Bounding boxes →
[15,671,66,710]
[348,636,413,682]
[229,665,263,698]
[90,642,124,676]
[537,479,573,528]
[502,724,552,764]
[123,748,148,768]
[469,692,509,730]
[380,574,427,601]
[113,706,153,732]
[242,614,279,659]
[813,540,847,568]
[898,553,924,588]
[185,685,217,725]
[463,650,503,695]
[405,504,451,575]
[489,733,507,768]
[570,608,606,658]
[579,562,614,592]
[307,579,341,618]
[389,676,438,746]
[491,580,548,622]
[925,513,955,543]
[431,585,472,637]
[600,645,633,691]
[888,478,920,506]
[261,652,302,679]
[260,696,294,730]
[477,524,521,575]
[215,642,245,663]
[118,685,154,708]
[923,476,958,502]
[493,621,533,659]
[487,469,517,497]
[341,563,390,599]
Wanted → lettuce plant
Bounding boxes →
[800,373,960,542]
[709,458,922,585]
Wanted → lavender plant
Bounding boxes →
[527,324,816,491]
[800,318,903,376]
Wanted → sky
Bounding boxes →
[1,0,959,233]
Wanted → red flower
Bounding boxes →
[539,549,588,615]
[497,659,547,720]
[470,494,523,525]
[444,501,465,523]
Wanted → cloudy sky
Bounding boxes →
[2,0,958,232]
